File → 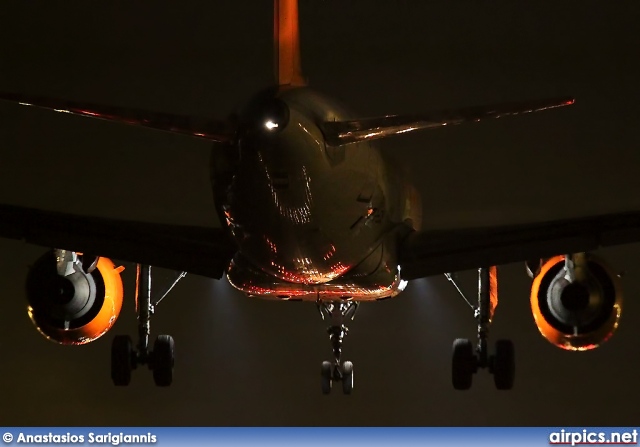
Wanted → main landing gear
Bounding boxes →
[111,265,186,387]
[446,267,515,390]
[317,301,358,395]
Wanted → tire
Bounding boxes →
[492,339,515,390]
[452,338,476,390]
[342,361,354,395]
[111,335,134,386]
[321,361,332,395]
[152,335,175,387]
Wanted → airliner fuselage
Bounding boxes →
[222,87,419,300]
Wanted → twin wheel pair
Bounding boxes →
[321,360,354,395]
[111,334,175,387]
[452,338,514,390]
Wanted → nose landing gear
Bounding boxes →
[318,301,358,395]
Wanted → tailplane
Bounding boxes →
[321,97,575,146]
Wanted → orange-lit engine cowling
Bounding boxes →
[530,254,622,351]
[27,254,124,345]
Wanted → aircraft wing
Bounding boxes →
[321,97,574,146]
[0,204,237,279]
[0,92,236,142]
[398,211,640,280]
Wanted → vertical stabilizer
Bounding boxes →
[274,0,305,86]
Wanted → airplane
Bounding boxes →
[0,0,636,395]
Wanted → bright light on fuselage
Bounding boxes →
[265,120,279,130]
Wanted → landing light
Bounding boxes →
[265,120,279,130]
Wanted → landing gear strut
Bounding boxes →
[317,301,358,395]
[447,267,515,390]
[111,265,186,387]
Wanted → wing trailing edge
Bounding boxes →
[0,204,237,279]
[399,211,640,280]
[321,97,575,146]
[0,92,237,143]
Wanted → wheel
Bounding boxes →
[492,339,515,390]
[452,338,476,390]
[321,361,332,394]
[341,361,354,395]
[111,335,134,386]
[152,335,175,387]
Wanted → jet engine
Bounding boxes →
[26,250,124,345]
[530,253,622,351]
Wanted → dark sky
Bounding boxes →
[1,1,640,426]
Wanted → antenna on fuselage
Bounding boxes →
[274,0,306,86]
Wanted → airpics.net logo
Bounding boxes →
[549,429,639,446]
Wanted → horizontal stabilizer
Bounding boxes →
[0,92,236,143]
[321,97,574,146]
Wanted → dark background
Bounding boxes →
[1,1,639,426]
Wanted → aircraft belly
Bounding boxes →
[226,233,406,301]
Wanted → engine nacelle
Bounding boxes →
[26,250,124,345]
[530,254,622,351]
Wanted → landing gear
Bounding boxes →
[491,339,515,390]
[341,360,354,395]
[447,267,515,390]
[111,265,186,387]
[317,301,358,395]
[321,361,332,394]
[111,335,134,386]
[152,334,175,387]
[451,338,474,390]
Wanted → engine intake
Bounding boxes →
[530,254,622,351]
[26,250,124,345]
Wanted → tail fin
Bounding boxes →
[274,0,305,86]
